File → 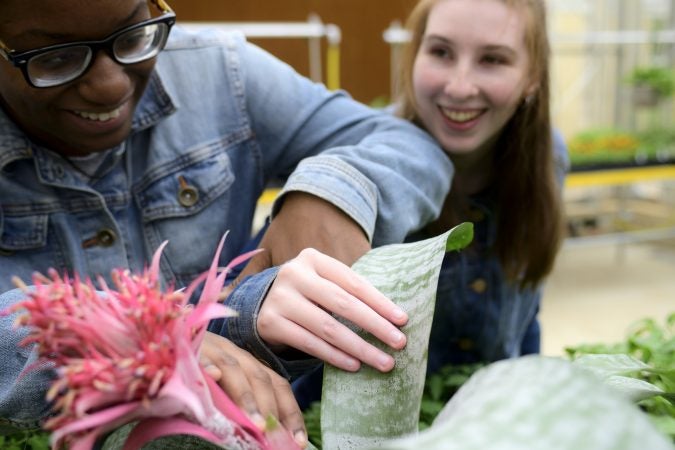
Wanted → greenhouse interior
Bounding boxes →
[176,0,675,356]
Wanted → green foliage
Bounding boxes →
[304,401,323,449]
[0,429,50,450]
[417,363,485,430]
[626,66,675,97]
[567,126,675,167]
[302,362,485,448]
[305,314,674,447]
[566,313,675,440]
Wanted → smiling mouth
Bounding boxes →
[73,106,122,122]
[440,108,483,123]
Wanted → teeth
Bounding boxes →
[74,107,122,122]
[441,108,481,123]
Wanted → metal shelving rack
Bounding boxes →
[181,15,342,90]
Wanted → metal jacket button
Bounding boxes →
[470,278,487,294]
[82,228,117,248]
[97,228,116,247]
[458,338,474,350]
[177,175,199,207]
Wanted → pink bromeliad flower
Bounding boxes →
[6,234,300,450]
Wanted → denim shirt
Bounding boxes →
[0,27,452,429]
[419,131,570,373]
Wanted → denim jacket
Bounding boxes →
[0,27,452,429]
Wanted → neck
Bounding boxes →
[450,152,494,195]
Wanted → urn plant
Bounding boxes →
[4,225,674,450]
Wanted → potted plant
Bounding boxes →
[626,66,675,107]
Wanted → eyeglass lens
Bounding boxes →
[26,22,169,88]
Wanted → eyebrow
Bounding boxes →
[422,34,518,57]
[12,2,146,43]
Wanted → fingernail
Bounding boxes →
[344,357,360,371]
[392,307,407,321]
[378,353,394,371]
[294,430,308,448]
[249,412,266,430]
[390,329,406,346]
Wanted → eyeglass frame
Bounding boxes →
[0,0,176,88]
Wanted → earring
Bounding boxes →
[524,94,535,104]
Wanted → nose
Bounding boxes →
[443,63,478,100]
[75,51,131,105]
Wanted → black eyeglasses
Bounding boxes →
[0,0,176,88]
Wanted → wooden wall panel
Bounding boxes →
[169,0,418,104]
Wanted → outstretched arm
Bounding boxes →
[228,193,408,375]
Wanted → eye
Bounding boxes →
[481,54,507,65]
[30,47,87,71]
[115,25,156,54]
[428,45,451,59]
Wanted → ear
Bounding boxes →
[524,79,539,98]
[521,79,539,105]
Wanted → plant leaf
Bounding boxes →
[572,353,651,377]
[372,356,674,450]
[321,224,473,449]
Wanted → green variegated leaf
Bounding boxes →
[603,375,665,402]
[321,224,473,449]
[572,353,652,377]
[572,354,666,402]
[371,356,674,450]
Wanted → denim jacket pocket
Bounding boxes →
[136,149,235,221]
[0,211,68,293]
[135,145,242,286]
[0,211,48,252]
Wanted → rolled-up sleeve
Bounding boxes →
[207,268,320,379]
[0,288,54,430]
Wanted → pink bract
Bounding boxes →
[6,234,300,450]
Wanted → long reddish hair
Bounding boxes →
[396,0,564,288]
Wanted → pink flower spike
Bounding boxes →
[149,240,169,285]
[205,375,268,446]
[49,402,141,449]
[224,248,265,273]
[13,233,285,450]
[122,417,222,450]
[263,415,303,450]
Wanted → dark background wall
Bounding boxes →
[170,0,418,104]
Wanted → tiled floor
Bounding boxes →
[540,238,675,356]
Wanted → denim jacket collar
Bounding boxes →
[0,70,176,172]
[132,70,177,133]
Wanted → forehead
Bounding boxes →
[426,0,527,49]
[0,0,147,42]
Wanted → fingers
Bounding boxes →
[258,248,408,372]
[259,311,364,371]
[302,251,409,331]
[199,333,305,442]
[267,370,308,448]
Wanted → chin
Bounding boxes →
[441,141,480,157]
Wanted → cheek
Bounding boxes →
[486,78,526,112]
[0,68,65,138]
[128,59,155,95]
[412,60,442,105]
[0,69,40,118]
